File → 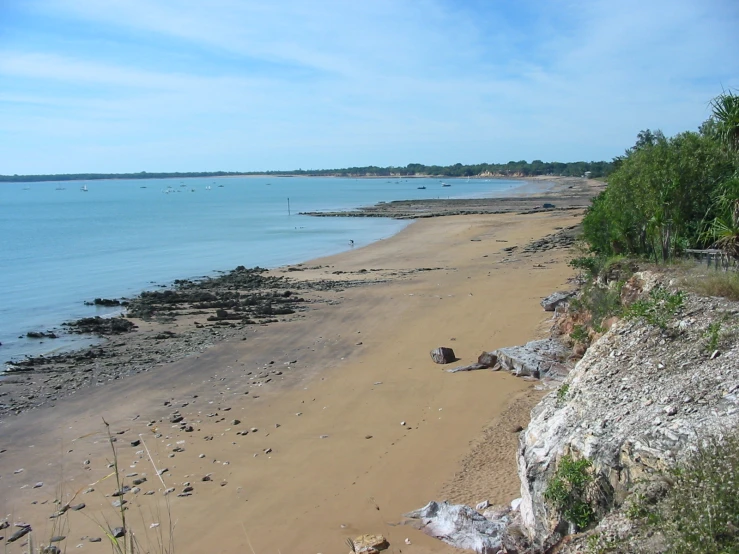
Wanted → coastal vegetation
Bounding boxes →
[0,159,612,183]
[547,91,739,553]
[580,90,739,263]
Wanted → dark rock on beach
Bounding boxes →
[26,331,58,339]
[84,298,121,307]
[430,347,456,364]
[63,316,135,335]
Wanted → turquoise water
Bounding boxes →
[0,176,521,363]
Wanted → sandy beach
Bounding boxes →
[0,205,584,553]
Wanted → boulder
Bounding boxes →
[494,339,570,379]
[404,501,509,553]
[430,347,456,364]
[540,291,575,312]
[350,534,389,553]
[477,351,498,367]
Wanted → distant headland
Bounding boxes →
[0,160,612,183]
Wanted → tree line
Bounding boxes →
[581,90,739,263]
[0,160,612,183]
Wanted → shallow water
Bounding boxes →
[0,176,520,362]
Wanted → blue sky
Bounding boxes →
[1,0,737,174]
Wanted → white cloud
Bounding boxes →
[1,0,737,172]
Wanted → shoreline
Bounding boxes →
[2,173,602,184]
[0,208,583,553]
[1,177,568,366]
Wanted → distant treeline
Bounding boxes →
[0,171,244,183]
[0,160,612,183]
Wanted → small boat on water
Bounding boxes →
[218,184,225,188]
[417,186,426,189]
[205,185,212,190]
[441,183,451,187]
[80,184,88,192]
[55,186,66,190]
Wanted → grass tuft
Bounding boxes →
[684,270,739,301]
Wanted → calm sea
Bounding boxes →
[0,176,521,363]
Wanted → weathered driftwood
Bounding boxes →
[446,363,487,373]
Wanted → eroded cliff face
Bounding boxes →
[517,272,739,549]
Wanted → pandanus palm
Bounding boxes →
[711,90,739,154]
[705,92,739,257]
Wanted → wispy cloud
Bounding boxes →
[0,0,737,173]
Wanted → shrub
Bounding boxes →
[623,286,683,329]
[544,454,595,531]
[570,325,589,344]
[662,433,739,553]
[569,281,624,332]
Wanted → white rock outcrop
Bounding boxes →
[517,282,739,548]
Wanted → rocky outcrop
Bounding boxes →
[414,271,739,553]
[493,338,571,379]
[517,275,739,548]
[63,316,135,335]
[404,501,512,553]
[540,291,575,312]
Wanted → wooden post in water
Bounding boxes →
[288,197,291,216]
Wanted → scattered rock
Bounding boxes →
[540,291,575,312]
[350,533,389,553]
[476,500,490,511]
[430,347,456,364]
[7,525,31,543]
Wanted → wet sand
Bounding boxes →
[0,208,581,554]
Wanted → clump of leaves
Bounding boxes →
[570,324,589,345]
[544,454,595,531]
[623,286,684,329]
[556,384,570,407]
[704,321,723,352]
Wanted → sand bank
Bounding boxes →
[0,209,581,553]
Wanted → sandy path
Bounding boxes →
[0,210,578,554]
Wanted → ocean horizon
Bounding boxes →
[1,175,524,364]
